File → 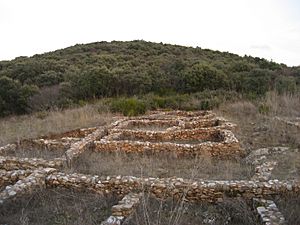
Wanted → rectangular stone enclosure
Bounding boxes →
[95,111,244,158]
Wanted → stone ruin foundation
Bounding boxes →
[0,110,299,225]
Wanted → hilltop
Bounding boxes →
[0,40,299,116]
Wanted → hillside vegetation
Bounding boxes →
[0,40,299,116]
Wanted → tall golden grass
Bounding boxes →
[0,104,114,146]
[217,91,300,149]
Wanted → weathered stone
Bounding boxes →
[0,111,296,224]
[253,198,287,225]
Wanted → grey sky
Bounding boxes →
[0,0,299,66]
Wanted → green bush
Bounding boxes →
[1,41,298,117]
[141,92,228,111]
[258,103,271,115]
[0,76,38,116]
[190,90,236,110]
[35,111,48,120]
[78,100,87,107]
[275,76,297,94]
[151,96,168,109]
[142,93,190,110]
[199,100,211,110]
[198,98,221,110]
[110,98,146,116]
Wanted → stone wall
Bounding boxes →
[45,172,300,203]
[182,118,236,130]
[118,112,236,130]
[1,111,298,224]
[0,156,64,170]
[0,168,56,204]
[64,127,108,161]
[246,147,298,182]
[95,129,243,158]
[0,118,123,172]
[117,119,181,130]
[2,167,297,223]
[253,198,286,225]
[252,161,278,181]
[0,169,32,188]
[93,111,244,159]
[134,110,215,121]
[0,144,17,155]
[109,127,223,142]
[17,137,79,151]
[40,127,98,139]
[1,111,241,161]
[273,116,300,129]
[247,147,298,224]
[95,139,242,158]
[116,117,234,130]
[101,193,142,225]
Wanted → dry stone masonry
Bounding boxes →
[101,192,142,225]
[247,147,298,182]
[96,111,244,159]
[0,111,298,225]
[0,169,32,188]
[0,156,64,170]
[253,198,286,225]
[0,168,56,204]
[45,172,300,201]
[0,144,17,155]
[273,116,300,129]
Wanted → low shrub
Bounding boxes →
[110,98,146,116]
[258,103,271,115]
[149,94,189,110]
[35,111,48,120]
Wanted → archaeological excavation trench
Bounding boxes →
[0,110,299,225]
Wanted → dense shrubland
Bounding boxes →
[0,40,299,116]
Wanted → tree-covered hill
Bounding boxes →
[0,40,299,116]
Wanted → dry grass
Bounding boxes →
[271,151,300,180]
[0,103,115,147]
[274,193,300,225]
[67,150,254,180]
[0,188,118,225]
[124,195,260,225]
[217,92,300,150]
[264,92,300,118]
[4,147,66,160]
[1,92,299,224]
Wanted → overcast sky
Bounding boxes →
[0,0,299,66]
